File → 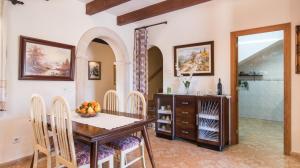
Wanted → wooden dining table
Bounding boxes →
[31,110,157,168]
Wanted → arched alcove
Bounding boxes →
[76,27,130,110]
[147,45,163,117]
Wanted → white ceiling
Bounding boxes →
[79,0,165,16]
[238,31,284,62]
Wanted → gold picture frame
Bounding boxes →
[174,41,214,76]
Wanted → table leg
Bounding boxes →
[141,126,156,168]
[90,141,98,168]
[30,154,34,168]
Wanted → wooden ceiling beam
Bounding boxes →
[86,0,130,15]
[117,0,211,26]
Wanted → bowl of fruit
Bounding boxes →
[76,101,101,117]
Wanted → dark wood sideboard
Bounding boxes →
[154,93,230,151]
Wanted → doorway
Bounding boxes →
[76,27,130,111]
[85,38,116,104]
[147,46,163,118]
[230,23,291,155]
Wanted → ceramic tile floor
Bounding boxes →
[2,117,300,168]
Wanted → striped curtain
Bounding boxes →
[133,28,148,99]
[0,1,7,111]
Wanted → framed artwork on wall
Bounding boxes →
[88,61,101,80]
[296,25,300,74]
[174,41,214,76]
[19,36,75,81]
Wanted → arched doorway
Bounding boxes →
[85,38,116,104]
[76,27,130,111]
[147,46,163,118]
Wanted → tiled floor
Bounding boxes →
[2,118,300,168]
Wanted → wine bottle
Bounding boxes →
[217,78,222,95]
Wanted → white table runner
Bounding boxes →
[71,112,141,130]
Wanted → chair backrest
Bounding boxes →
[126,91,147,117]
[30,94,51,152]
[103,90,119,111]
[50,96,77,167]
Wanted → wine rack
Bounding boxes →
[197,96,229,150]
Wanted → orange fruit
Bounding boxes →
[80,109,86,114]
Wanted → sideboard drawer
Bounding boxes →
[176,112,196,125]
[175,127,196,141]
[175,118,196,130]
[175,95,196,140]
[175,96,195,107]
[176,108,195,117]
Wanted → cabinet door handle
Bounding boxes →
[181,102,189,105]
[181,130,189,134]
[182,121,189,124]
[181,111,189,114]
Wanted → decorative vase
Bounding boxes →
[183,81,190,95]
[184,86,189,94]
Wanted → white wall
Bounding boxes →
[86,42,116,104]
[239,41,284,121]
[135,0,300,153]
[0,0,135,163]
[1,0,300,163]
[290,0,300,155]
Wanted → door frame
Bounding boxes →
[230,23,291,155]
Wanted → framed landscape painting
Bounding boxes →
[174,41,214,76]
[19,36,75,81]
[88,61,101,80]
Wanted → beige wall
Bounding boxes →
[136,0,300,153]
[0,0,136,163]
[1,0,300,164]
[86,42,116,105]
[148,47,163,100]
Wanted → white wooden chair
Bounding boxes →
[30,94,52,168]
[50,96,115,168]
[103,90,119,111]
[110,91,147,168]
[126,91,147,116]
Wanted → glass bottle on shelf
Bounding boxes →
[217,78,222,95]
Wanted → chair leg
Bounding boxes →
[120,152,126,168]
[125,155,128,165]
[33,149,39,168]
[55,158,60,168]
[46,154,51,168]
[109,156,114,168]
[140,144,146,168]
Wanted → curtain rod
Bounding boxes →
[135,21,167,30]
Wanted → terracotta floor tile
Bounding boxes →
[1,118,300,168]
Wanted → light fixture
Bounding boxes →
[8,0,24,5]
[8,0,49,5]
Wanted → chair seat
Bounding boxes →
[110,136,141,151]
[75,142,115,166]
